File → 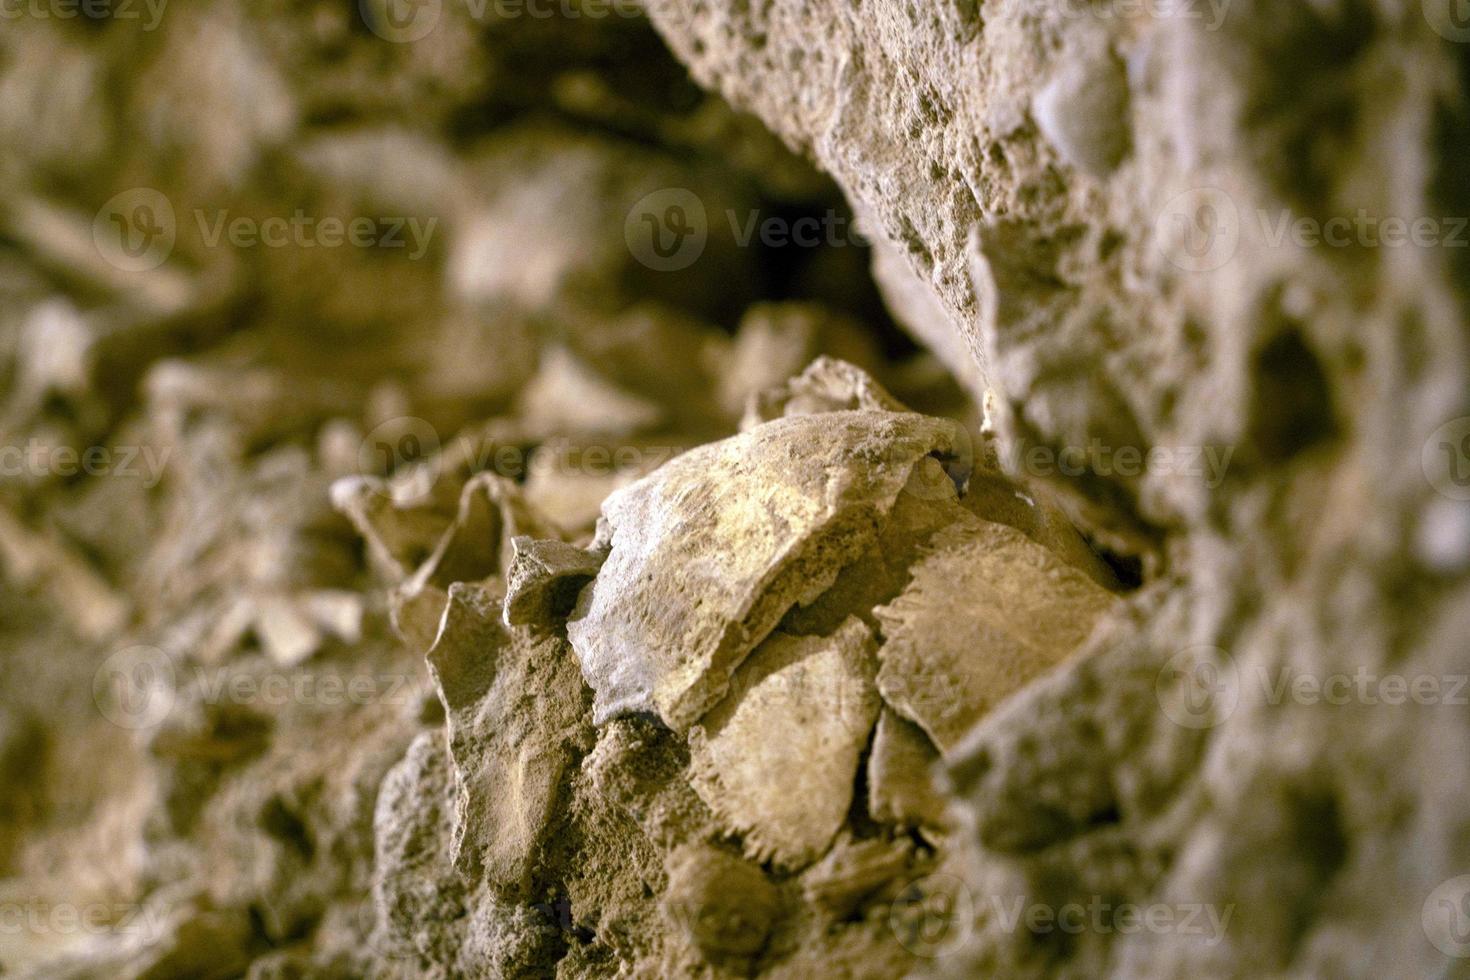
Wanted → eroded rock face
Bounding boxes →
[425,583,592,896]
[338,363,1115,976]
[6,0,1464,975]
[641,2,1470,977]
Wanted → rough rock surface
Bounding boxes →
[3,1,1467,978]
[875,514,1119,752]
[687,617,880,869]
[426,582,592,895]
[639,1,1470,976]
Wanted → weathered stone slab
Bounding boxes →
[425,582,589,897]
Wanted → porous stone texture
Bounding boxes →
[874,515,1119,752]
[642,1,1470,976]
[2,1,1467,978]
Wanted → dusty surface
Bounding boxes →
[1,1,1468,978]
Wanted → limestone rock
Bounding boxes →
[800,835,917,919]
[741,355,912,430]
[426,583,591,897]
[503,536,607,631]
[1031,36,1131,178]
[718,304,886,420]
[663,843,779,966]
[867,710,947,836]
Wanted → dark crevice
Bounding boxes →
[1246,327,1340,465]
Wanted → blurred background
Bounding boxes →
[0,1,973,974]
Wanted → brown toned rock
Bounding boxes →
[503,536,607,631]
[663,843,779,965]
[426,583,590,897]
[718,304,887,421]
[867,710,948,836]
[741,355,912,430]
[800,835,917,919]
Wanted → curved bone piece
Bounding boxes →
[688,617,879,869]
[566,409,959,730]
[875,515,1120,753]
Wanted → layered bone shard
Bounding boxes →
[687,617,879,869]
[874,515,1119,752]
[565,410,958,731]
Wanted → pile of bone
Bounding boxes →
[342,358,1120,977]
